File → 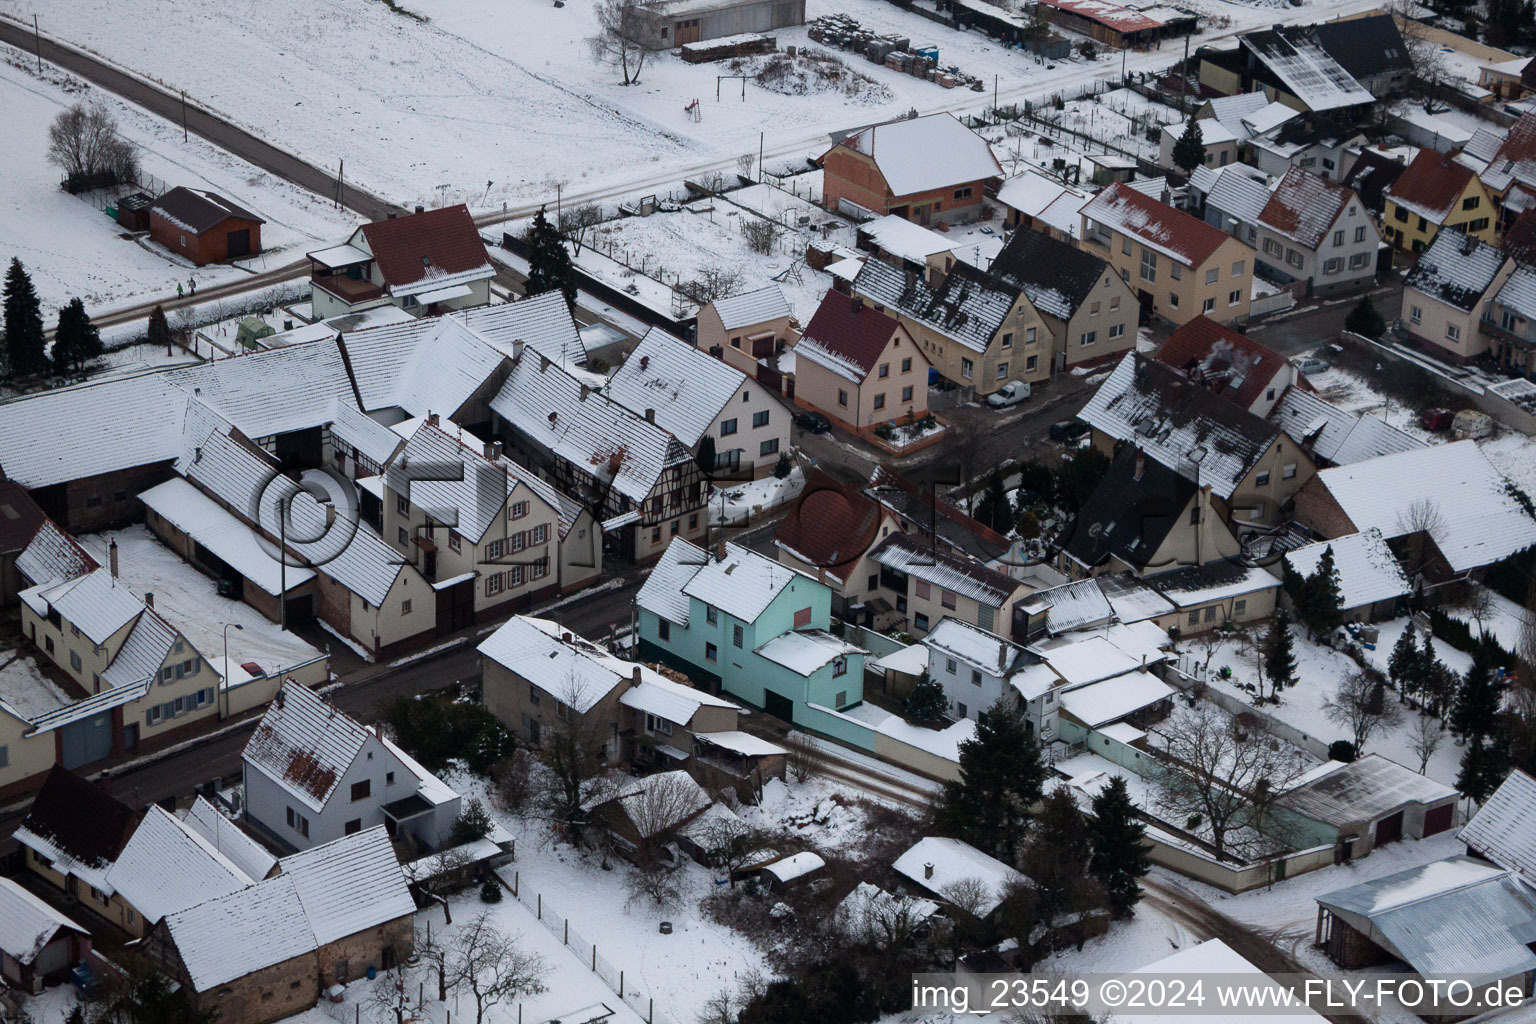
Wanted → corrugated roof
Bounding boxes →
[1404,230,1509,313]
[1280,753,1454,827]
[182,796,278,882]
[604,328,747,447]
[1033,578,1115,634]
[1082,182,1235,268]
[829,113,1003,197]
[796,291,905,382]
[709,285,793,331]
[358,205,492,292]
[279,826,415,944]
[852,257,1017,356]
[1268,387,1425,465]
[871,532,1020,608]
[1460,769,1536,885]
[164,875,315,990]
[1282,530,1410,609]
[924,617,1022,675]
[243,682,371,812]
[106,806,252,925]
[19,568,143,646]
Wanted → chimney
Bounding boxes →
[484,440,498,461]
[924,862,934,879]
[632,666,642,684]
[850,295,864,315]
[109,539,119,578]
[640,355,649,371]
[510,337,524,361]
[580,383,591,402]
[387,212,396,219]
[326,504,337,528]
[539,354,550,373]
[716,539,726,563]
[562,631,573,642]
[144,592,154,608]
[194,446,202,463]
[427,412,440,427]
[645,408,655,423]
[415,205,424,215]
[1133,446,1146,481]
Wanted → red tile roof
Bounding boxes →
[1386,149,1475,223]
[1503,207,1536,264]
[773,470,884,582]
[1258,167,1353,250]
[797,292,903,381]
[1155,317,1287,412]
[1082,181,1233,267]
[359,204,490,289]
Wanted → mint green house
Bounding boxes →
[636,538,873,749]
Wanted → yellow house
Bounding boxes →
[1080,182,1255,327]
[1382,149,1495,254]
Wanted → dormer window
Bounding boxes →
[422,255,431,267]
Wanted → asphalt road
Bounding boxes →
[1247,281,1404,356]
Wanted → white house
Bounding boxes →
[921,617,1059,741]
[306,205,494,319]
[242,681,460,852]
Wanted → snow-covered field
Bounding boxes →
[0,44,355,322]
[78,526,325,677]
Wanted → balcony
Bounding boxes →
[1479,315,1536,351]
[311,273,386,305]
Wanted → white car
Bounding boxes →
[987,380,1031,408]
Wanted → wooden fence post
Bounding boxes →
[537,893,542,919]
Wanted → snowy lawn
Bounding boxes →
[0,45,355,322]
[78,526,326,679]
[1444,585,1532,653]
[710,465,805,524]
[1188,617,1473,786]
[1480,427,1536,497]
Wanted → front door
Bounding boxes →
[226,228,251,259]
[763,689,794,724]
[123,724,138,752]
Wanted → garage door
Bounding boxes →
[60,712,113,768]
[1422,803,1454,836]
[1375,811,1404,846]
[763,689,794,724]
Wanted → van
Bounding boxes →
[987,380,1031,408]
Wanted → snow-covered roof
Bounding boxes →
[1203,91,1272,128]
[893,837,1025,915]
[636,536,701,626]
[682,541,806,623]
[328,399,404,468]
[492,347,687,505]
[139,478,313,597]
[1030,633,1140,687]
[344,314,508,421]
[1057,670,1174,727]
[709,285,793,330]
[852,257,1015,356]
[477,615,636,713]
[871,533,1020,608]
[1460,769,1536,886]
[279,826,416,945]
[995,170,1087,222]
[619,674,736,724]
[168,341,354,441]
[0,877,88,966]
[107,805,253,925]
[165,874,315,990]
[1160,117,1236,149]
[1313,440,1536,573]
[1282,754,1455,829]
[604,328,748,448]
[763,851,826,884]
[182,796,278,882]
[755,629,865,677]
[1081,181,1235,269]
[14,519,95,588]
[924,617,1022,676]
[1148,561,1279,608]
[1009,662,1060,702]
[1404,230,1509,313]
[1037,0,1161,32]
[1269,387,1426,465]
[1130,939,1327,1022]
[1078,353,1279,500]
[1095,573,1176,623]
[694,730,788,757]
[1240,27,1374,112]
[837,881,940,935]
[586,770,711,838]
[1204,166,1272,227]
[871,642,930,676]
[1316,856,1536,979]
[1241,100,1301,139]
[1496,264,1536,324]
[1033,578,1114,634]
[387,420,560,543]
[860,215,957,262]
[243,682,371,813]
[831,113,1002,197]
[1387,149,1478,226]
[1283,530,1410,609]
[18,567,143,646]
[1258,167,1355,250]
[1480,112,1536,194]
[377,732,460,807]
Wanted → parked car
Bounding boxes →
[987,380,1031,408]
[1292,356,1331,375]
[795,411,831,434]
[241,661,265,678]
[1049,419,1089,442]
[1453,408,1493,440]
[1420,408,1453,432]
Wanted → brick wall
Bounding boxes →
[314,915,414,986]
[1290,476,1358,539]
[195,952,318,1024]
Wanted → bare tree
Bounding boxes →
[557,202,604,256]
[736,153,757,180]
[1396,498,1446,579]
[1461,586,1497,642]
[441,912,548,1024]
[1323,671,1404,754]
[697,989,737,1024]
[586,0,665,86]
[1409,714,1444,774]
[403,844,476,926]
[625,850,683,908]
[741,218,780,255]
[537,672,610,840]
[616,770,709,847]
[838,883,933,950]
[939,876,993,920]
[489,749,534,814]
[1154,704,1309,859]
[690,813,768,887]
[677,267,744,306]
[48,100,139,187]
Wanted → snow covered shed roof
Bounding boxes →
[358,204,493,292]
[164,875,316,990]
[18,567,142,646]
[1058,671,1175,728]
[1239,27,1374,112]
[14,766,137,895]
[1258,167,1356,250]
[1460,769,1536,885]
[242,682,371,813]
[851,254,1016,356]
[1203,91,1271,125]
[837,881,940,934]
[828,113,1003,197]
[1095,572,1175,623]
[138,477,313,598]
[1404,230,1510,313]
[924,617,1023,676]
[1081,181,1234,269]
[708,285,793,331]
[755,629,864,677]
[106,805,253,926]
[763,851,826,884]
[182,796,278,882]
[14,519,96,589]
[1269,387,1425,465]
[604,328,747,447]
[636,536,703,626]
[859,215,957,263]
[893,837,1025,915]
[871,532,1021,608]
[1155,316,1288,414]
[0,877,88,966]
[796,291,906,383]
[987,228,1111,323]
[478,615,634,713]
[1282,530,1410,610]
[278,825,416,944]
[585,770,711,839]
[1312,440,1536,573]
[994,170,1088,226]
[148,186,264,234]
[1280,754,1455,828]
[1386,149,1479,225]
[1315,856,1536,980]
[1078,353,1278,500]
[619,673,736,725]
[682,540,807,623]
[1032,579,1114,634]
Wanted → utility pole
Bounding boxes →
[758,130,764,183]
[1182,31,1191,105]
[556,181,563,226]
[993,74,998,115]
[336,159,344,209]
[33,14,42,71]
[181,90,188,142]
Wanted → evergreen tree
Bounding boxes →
[774,451,792,479]
[1172,116,1206,174]
[934,702,1045,862]
[524,206,577,310]
[1417,633,1442,712]
[3,257,47,379]
[1262,609,1298,698]
[51,297,102,374]
[1087,775,1149,919]
[480,876,504,903]
[1452,647,1501,743]
[1388,621,1418,698]
[1303,545,1344,639]
[1282,558,1308,619]
[1344,295,1386,340]
[1458,736,1508,804]
[974,471,1010,534]
[696,434,717,474]
[903,673,948,724]
[146,303,173,355]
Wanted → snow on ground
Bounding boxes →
[0,44,355,322]
[1445,586,1532,652]
[1302,365,1437,440]
[710,465,805,524]
[1034,889,1195,974]
[1480,427,1536,496]
[0,649,74,717]
[78,526,325,677]
[7,0,1392,213]
[1192,617,1472,786]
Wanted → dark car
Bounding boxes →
[1049,419,1089,442]
[796,411,832,434]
